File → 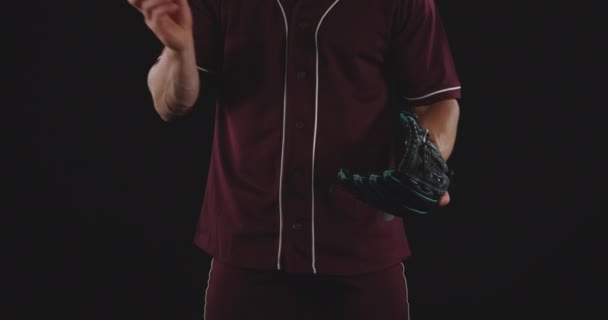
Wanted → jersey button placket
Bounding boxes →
[296,71,307,79]
[297,21,311,30]
[287,169,303,196]
[283,6,319,272]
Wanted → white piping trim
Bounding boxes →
[197,66,211,73]
[275,0,289,271]
[403,86,461,101]
[156,57,212,73]
[203,258,215,319]
[401,263,411,319]
[311,0,342,275]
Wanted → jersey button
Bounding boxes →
[295,121,305,129]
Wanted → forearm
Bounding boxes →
[147,45,200,122]
[411,99,460,160]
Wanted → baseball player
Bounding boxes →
[128,0,461,319]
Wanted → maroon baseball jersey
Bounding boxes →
[188,0,461,275]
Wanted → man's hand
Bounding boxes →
[337,111,453,217]
[439,192,450,206]
[128,0,194,52]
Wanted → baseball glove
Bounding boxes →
[336,110,452,217]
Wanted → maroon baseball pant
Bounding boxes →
[203,258,410,320]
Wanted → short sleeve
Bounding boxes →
[389,0,461,106]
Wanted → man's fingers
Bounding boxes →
[141,0,176,19]
[128,0,158,12]
[128,0,173,15]
[127,0,144,11]
[128,0,192,51]
[438,192,450,206]
[148,2,180,24]
[174,0,190,7]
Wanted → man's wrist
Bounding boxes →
[163,43,196,63]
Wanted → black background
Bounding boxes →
[9,0,606,319]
